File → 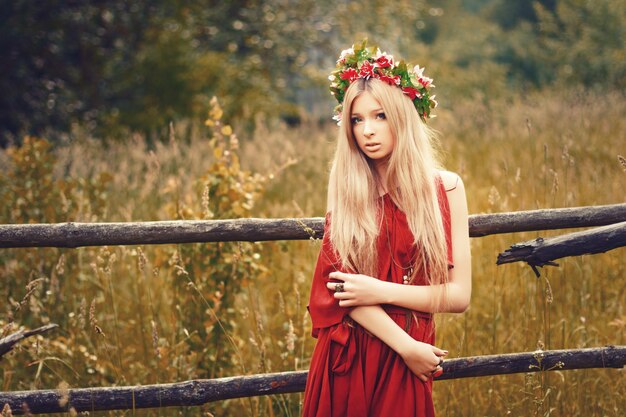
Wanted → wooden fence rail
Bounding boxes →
[0,204,624,248]
[1,346,623,415]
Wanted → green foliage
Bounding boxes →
[1,0,439,141]
[113,28,199,136]
[5,0,623,142]
[489,0,626,90]
[531,0,626,90]
[0,0,158,143]
[484,0,556,29]
[426,10,510,102]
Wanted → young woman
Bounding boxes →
[303,41,472,417]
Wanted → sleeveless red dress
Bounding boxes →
[303,178,453,417]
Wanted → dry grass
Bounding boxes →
[0,89,624,416]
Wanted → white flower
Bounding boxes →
[413,65,425,78]
[339,47,354,60]
[420,76,434,88]
[328,74,336,81]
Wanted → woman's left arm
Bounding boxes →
[327,175,472,313]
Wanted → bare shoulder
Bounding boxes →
[438,170,464,193]
[439,170,469,228]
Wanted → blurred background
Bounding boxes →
[0,0,624,416]
[2,0,624,144]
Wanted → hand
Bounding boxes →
[326,271,386,307]
[399,340,448,382]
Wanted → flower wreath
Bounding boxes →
[329,39,437,124]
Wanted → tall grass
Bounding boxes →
[0,89,624,416]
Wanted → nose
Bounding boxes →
[363,119,375,137]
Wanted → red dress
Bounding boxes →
[303,178,453,417]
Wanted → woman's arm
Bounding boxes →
[348,305,447,381]
[327,174,472,313]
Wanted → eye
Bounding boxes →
[350,116,362,125]
[376,112,386,120]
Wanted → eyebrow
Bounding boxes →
[351,107,384,116]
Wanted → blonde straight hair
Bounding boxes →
[327,78,449,308]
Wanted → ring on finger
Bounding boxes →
[334,283,345,293]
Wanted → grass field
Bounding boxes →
[0,89,624,416]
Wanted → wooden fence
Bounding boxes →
[1,203,625,414]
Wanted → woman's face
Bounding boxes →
[350,91,395,164]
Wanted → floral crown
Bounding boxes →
[329,39,437,124]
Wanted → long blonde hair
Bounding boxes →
[327,78,449,305]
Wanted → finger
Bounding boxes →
[334,272,358,282]
[333,291,351,299]
[432,346,448,357]
[418,373,429,382]
[338,299,356,307]
[433,367,444,378]
[327,281,349,293]
[329,271,349,280]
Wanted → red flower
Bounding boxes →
[359,60,375,78]
[402,86,422,100]
[419,76,433,88]
[376,55,393,68]
[340,68,359,82]
[378,74,401,86]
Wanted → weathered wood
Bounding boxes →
[0,346,623,414]
[0,324,58,358]
[0,218,322,248]
[0,204,624,248]
[497,221,626,275]
[469,203,626,237]
[436,345,625,380]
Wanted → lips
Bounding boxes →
[364,142,382,152]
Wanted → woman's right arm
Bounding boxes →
[349,305,447,381]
